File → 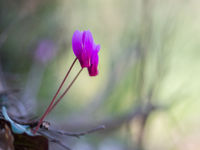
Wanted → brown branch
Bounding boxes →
[59,103,159,133]
[48,125,105,138]
[38,130,71,150]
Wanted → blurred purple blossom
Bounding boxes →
[72,30,100,75]
[35,40,57,64]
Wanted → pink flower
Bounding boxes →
[72,30,100,76]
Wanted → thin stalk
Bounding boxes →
[48,68,83,114]
[33,58,77,134]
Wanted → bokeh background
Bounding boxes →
[0,0,200,150]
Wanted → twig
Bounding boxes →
[59,104,161,133]
[38,130,71,150]
[0,89,20,96]
[49,125,105,138]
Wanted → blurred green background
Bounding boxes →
[0,0,200,150]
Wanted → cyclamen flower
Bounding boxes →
[72,30,100,76]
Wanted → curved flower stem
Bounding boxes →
[33,58,77,134]
[48,68,83,114]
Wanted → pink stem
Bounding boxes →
[48,68,83,114]
[33,58,77,134]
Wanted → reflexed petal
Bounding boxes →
[80,51,90,68]
[72,30,83,58]
[88,63,98,76]
[88,51,99,76]
[84,30,94,56]
[91,51,99,65]
[88,66,98,76]
[95,44,101,53]
[82,31,86,44]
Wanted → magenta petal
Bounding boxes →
[95,44,101,53]
[91,51,99,65]
[84,30,94,56]
[88,51,99,76]
[82,31,86,44]
[88,66,98,76]
[72,30,83,58]
[80,51,90,68]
